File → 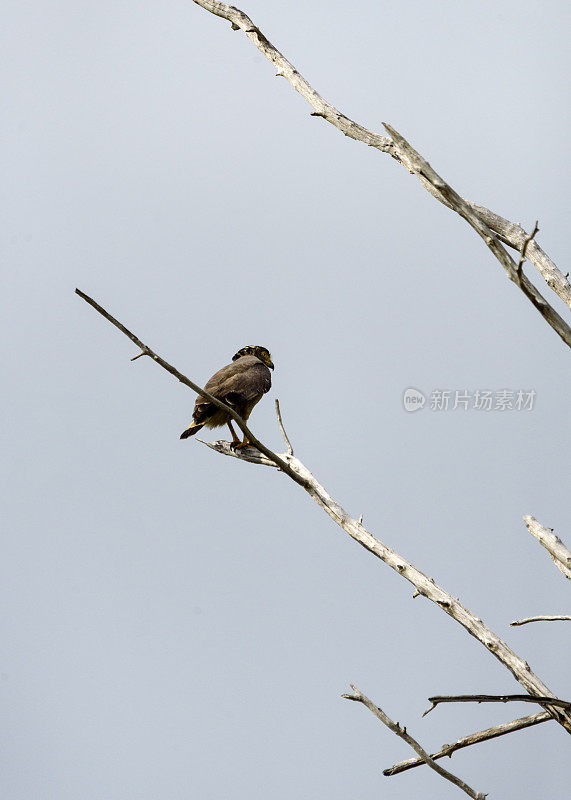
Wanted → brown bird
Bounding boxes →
[180,345,274,448]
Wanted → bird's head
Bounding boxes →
[232,345,274,370]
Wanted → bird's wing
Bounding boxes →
[220,361,272,404]
[193,357,271,415]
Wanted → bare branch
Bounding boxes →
[343,685,487,799]
[275,398,294,456]
[192,1,394,153]
[384,712,551,776]
[75,289,571,734]
[511,615,571,627]
[382,124,571,348]
[423,695,571,717]
[191,0,571,336]
[523,515,571,580]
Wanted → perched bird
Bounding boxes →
[180,345,274,448]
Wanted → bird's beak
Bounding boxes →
[268,360,275,370]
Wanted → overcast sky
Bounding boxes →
[2,1,570,798]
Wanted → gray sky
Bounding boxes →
[2,1,570,798]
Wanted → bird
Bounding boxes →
[180,345,274,448]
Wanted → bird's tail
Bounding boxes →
[180,421,204,440]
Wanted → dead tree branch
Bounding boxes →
[343,685,487,799]
[76,289,571,734]
[381,124,570,346]
[523,516,571,580]
[511,615,571,627]
[383,711,551,776]
[191,0,571,344]
[423,695,571,717]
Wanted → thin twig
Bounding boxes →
[191,0,571,334]
[423,694,571,717]
[511,615,571,627]
[75,289,571,734]
[523,516,571,580]
[383,712,551,776]
[516,220,540,281]
[343,686,487,799]
[274,398,294,456]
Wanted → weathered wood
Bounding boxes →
[202,440,571,734]
[524,515,571,580]
[191,0,571,343]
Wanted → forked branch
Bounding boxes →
[191,0,571,345]
[383,711,551,776]
[343,685,487,799]
[382,125,570,348]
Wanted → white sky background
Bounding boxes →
[2,1,570,798]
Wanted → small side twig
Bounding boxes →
[511,615,571,627]
[523,515,571,580]
[274,398,294,456]
[383,711,551,776]
[343,686,487,799]
[516,220,540,281]
[423,694,571,717]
